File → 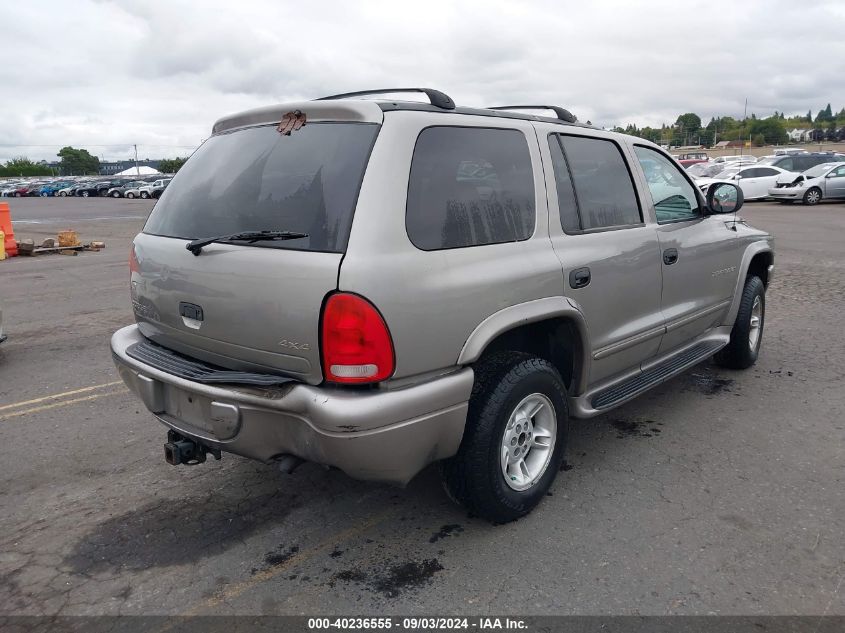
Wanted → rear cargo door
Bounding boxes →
[133,111,380,385]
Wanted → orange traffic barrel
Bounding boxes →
[0,202,17,257]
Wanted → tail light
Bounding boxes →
[321,293,394,384]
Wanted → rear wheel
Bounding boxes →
[440,353,568,523]
[803,187,822,205]
[140,191,150,199]
[111,191,120,198]
[715,275,765,370]
[59,191,67,197]
[126,192,135,199]
[81,191,89,197]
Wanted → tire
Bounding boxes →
[14,193,21,197]
[802,187,822,205]
[140,191,149,199]
[59,191,67,197]
[126,192,135,199]
[111,191,120,198]
[81,191,89,197]
[40,192,48,197]
[715,275,765,370]
[440,353,568,523]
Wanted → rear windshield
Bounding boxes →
[144,122,379,253]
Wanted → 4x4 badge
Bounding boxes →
[278,339,310,351]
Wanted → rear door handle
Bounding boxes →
[663,248,679,265]
[569,267,591,289]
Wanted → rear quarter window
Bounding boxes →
[406,127,535,250]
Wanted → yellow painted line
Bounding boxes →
[181,509,393,616]
[0,389,128,420]
[0,381,124,412]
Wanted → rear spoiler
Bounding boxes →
[212,100,384,135]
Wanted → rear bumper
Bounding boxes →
[111,325,472,485]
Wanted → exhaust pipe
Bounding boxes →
[164,430,221,465]
[275,454,305,474]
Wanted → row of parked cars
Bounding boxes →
[0,177,172,199]
[678,150,845,205]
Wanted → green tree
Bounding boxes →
[0,157,52,177]
[806,110,813,123]
[815,104,834,123]
[748,117,788,145]
[57,146,99,175]
[158,157,188,173]
[675,113,702,132]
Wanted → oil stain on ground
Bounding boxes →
[687,372,735,396]
[329,559,444,598]
[252,545,300,575]
[611,419,663,439]
[65,491,298,573]
[428,524,463,544]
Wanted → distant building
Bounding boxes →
[99,160,161,176]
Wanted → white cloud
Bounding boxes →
[1,0,843,163]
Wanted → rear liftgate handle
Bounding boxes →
[569,267,591,289]
[663,248,679,265]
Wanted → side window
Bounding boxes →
[738,168,760,178]
[633,146,700,223]
[547,136,581,232]
[833,165,845,177]
[756,168,780,177]
[557,135,642,230]
[406,127,535,250]
[794,157,812,171]
[776,157,794,171]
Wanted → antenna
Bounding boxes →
[731,97,749,230]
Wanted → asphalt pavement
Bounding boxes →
[0,196,843,616]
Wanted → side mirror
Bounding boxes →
[707,182,744,214]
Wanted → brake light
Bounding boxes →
[321,293,395,384]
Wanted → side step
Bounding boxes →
[591,340,724,410]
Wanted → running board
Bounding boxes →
[591,340,725,410]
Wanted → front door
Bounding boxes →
[631,145,741,354]
[541,129,665,386]
[824,164,845,198]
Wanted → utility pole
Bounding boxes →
[134,144,139,177]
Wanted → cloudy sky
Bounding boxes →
[1,0,843,164]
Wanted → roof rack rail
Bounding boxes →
[316,88,455,110]
[488,105,577,123]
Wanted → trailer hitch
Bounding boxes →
[164,430,221,465]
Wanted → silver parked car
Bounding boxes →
[111,89,774,522]
[767,162,845,205]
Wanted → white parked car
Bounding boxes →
[714,155,757,166]
[767,162,845,205]
[685,161,725,178]
[138,178,172,199]
[696,165,797,200]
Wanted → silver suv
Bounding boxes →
[111,88,774,522]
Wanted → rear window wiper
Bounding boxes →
[186,230,308,255]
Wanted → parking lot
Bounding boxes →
[0,196,843,616]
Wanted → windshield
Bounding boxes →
[144,122,379,253]
[714,167,740,179]
[686,163,716,177]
